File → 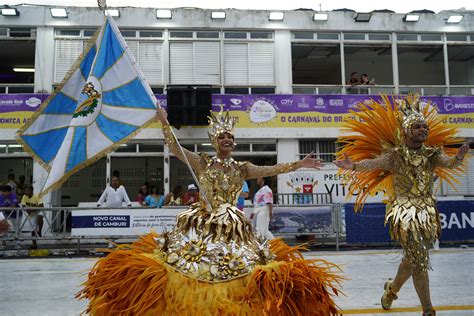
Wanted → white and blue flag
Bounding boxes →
[17,16,157,196]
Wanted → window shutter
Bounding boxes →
[54,39,83,83]
[194,42,220,84]
[224,43,248,85]
[170,42,193,84]
[249,42,274,85]
[125,40,139,60]
[139,42,163,85]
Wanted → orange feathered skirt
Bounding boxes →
[76,233,342,315]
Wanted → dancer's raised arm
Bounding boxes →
[156,108,204,173]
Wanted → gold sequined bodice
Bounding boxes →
[199,158,247,209]
[355,144,461,200]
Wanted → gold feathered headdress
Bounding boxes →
[398,95,427,137]
[207,105,236,150]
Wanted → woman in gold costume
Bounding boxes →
[77,107,342,315]
[334,95,470,316]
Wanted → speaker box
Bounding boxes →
[166,85,212,127]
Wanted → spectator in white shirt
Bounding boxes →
[97,176,132,207]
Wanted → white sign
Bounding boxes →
[71,208,180,236]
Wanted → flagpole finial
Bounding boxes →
[98,0,107,11]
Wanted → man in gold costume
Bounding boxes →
[78,107,342,315]
[335,96,470,316]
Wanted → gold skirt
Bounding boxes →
[77,233,343,315]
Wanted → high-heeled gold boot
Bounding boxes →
[381,279,398,310]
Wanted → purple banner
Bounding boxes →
[0,94,48,113]
[1,94,473,115]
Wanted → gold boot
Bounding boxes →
[422,309,436,315]
[381,279,398,310]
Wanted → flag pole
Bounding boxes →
[100,3,213,212]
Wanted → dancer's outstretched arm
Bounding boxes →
[334,152,392,172]
[243,152,323,179]
[433,140,471,168]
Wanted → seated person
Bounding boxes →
[145,185,165,208]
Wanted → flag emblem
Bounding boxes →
[73,82,101,118]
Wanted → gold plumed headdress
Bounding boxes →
[207,105,236,149]
[397,95,427,136]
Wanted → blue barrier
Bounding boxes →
[345,200,474,244]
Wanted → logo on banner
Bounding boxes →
[26,97,42,108]
[249,98,277,123]
[443,99,454,112]
[287,173,318,193]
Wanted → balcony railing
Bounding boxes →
[293,84,474,96]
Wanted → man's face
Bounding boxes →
[410,121,429,143]
[351,73,358,80]
[256,177,264,186]
[111,177,119,188]
[25,187,33,197]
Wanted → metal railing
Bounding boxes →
[0,83,35,94]
[1,194,344,251]
[293,84,474,96]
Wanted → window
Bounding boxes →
[224,42,274,85]
[252,143,276,151]
[139,31,163,38]
[170,31,193,38]
[299,139,337,162]
[447,34,468,41]
[250,32,272,39]
[316,33,339,40]
[170,42,220,84]
[83,29,96,37]
[224,87,249,94]
[292,44,341,85]
[0,28,8,36]
[368,34,390,41]
[54,39,84,82]
[344,33,365,40]
[420,34,442,41]
[224,32,247,39]
[251,87,275,94]
[197,31,220,39]
[121,30,137,38]
[397,34,417,41]
[56,29,81,36]
[293,32,314,40]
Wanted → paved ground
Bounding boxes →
[0,247,473,315]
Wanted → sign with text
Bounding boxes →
[2,94,473,129]
[71,208,180,236]
[345,200,474,244]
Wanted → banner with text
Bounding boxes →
[345,200,474,244]
[2,94,473,129]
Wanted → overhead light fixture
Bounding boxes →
[354,12,371,22]
[446,15,463,24]
[105,9,120,17]
[13,68,35,73]
[404,14,420,22]
[269,12,284,21]
[211,11,226,19]
[156,9,172,19]
[313,13,328,21]
[1,8,19,16]
[50,8,68,18]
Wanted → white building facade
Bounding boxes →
[0,5,473,206]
